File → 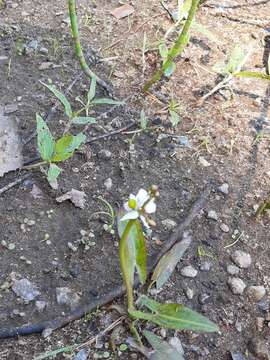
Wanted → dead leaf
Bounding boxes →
[56,189,86,209]
[110,4,135,19]
[151,232,192,289]
[0,106,23,177]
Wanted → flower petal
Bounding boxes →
[144,199,156,214]
[124,201,130,211]
[136,189,149,208]
[140,215,150,228]
[120,210,139,222]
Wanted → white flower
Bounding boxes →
[120,188,156,226]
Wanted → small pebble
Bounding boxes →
[247,286,266,301]
[98,149,112,160]
[200,261,212,272]
[218,183,229,195]
[159,328,167,338]
[180,265,198,278]
[227,264,240,275]
[198,293,211,305]
[169,337,184,354]
[220,223,230,233]
[231,250,252,268]
[104,178,112,191]
[228,277,246,295]
[207,210,218,221]
[161,218,177,230]
[185,288,194,300]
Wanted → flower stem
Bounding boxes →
[67,0,112,95]
[142,0,200,92]
[119,219,135,311]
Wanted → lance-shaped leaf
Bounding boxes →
[91,98,124,106]
[131,295,219,333]
[67,133,86,152]
[41,82,73,118]
[36,114,55,161]
[226,46,250,74]
[143,330,184,360]
[87,76,97,103]
[117,215,147,285]
[71,116,96,125]
[152,232,192,289]
[233,71,270,80]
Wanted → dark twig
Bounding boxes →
[0,187,210,338]
[86,122,136,144]
[0,174,30,196]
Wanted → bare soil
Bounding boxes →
[0,0,270,359]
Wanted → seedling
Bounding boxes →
[42,77,122,130]
[117,187,218,352]
[201,45,270,102]
[35,115,86,187]
[168,99,181,127]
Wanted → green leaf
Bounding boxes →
[41,82,73,118]
[91,98,124,106]
[192,21,221,45]
[178,0,192,21]
[152,234,192,289]
[133,295,219,333]
[87,76,97,103]
[36,114,55,161]
[47,163,62,183]
[226,46,249,74]
[164,62,176,77]
[51,135,73,162]
[233,71,270,80]
[67,133,86,152]
[169,110,181,127]
[71,117,96,125]
[143,331,184,360]
[118,216,147,285]
[255,200,270,218]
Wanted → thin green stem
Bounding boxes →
[143,0,200,92]
[68,0,112,95]
[22,161,47,170]
[119,219,135,311]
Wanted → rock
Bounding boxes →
[200,261,212,272]
[98,149,112,160]
[247,286,266,301]
[39,47,49,55]
[227,264,240,275]
[159,328,167,338]
[169,337,184,354]
[228,277,246,295]
[230,352,247,360]
[218,183,229,195]
[39,61,53,70]
[69,263,81,278]
[199,156,211,167]
[220,223,230,233]
[177,135,191,148]
[161,218,177,230]
[185,288,194,300]
[56,287,80,309]
[207,210,218,221]
[12,278,40,301]
[257,296,270,312]
[180,265,198,278]
[104,178,112,190]
[198,293,211,305]
[42,328,53,338]
[73,349,90,360]
[4,104,18,114]
[0,55,8,63]
[231,250,252,268]
[35,300,47,312]
[248,337,270,360]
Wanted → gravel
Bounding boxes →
[231,250,252,268]
[12,278,40,301]
[180,265,198,278]
[228,277,246,295]
[247,286,266,301]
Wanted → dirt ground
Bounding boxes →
[0,0,270,359]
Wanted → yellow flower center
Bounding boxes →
[128,198,137,209]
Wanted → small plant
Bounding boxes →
[201,45,270,102]
[35,115,85,187]
[42,77,122,130]
[117,186,218,353]
[168,99,181,127]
